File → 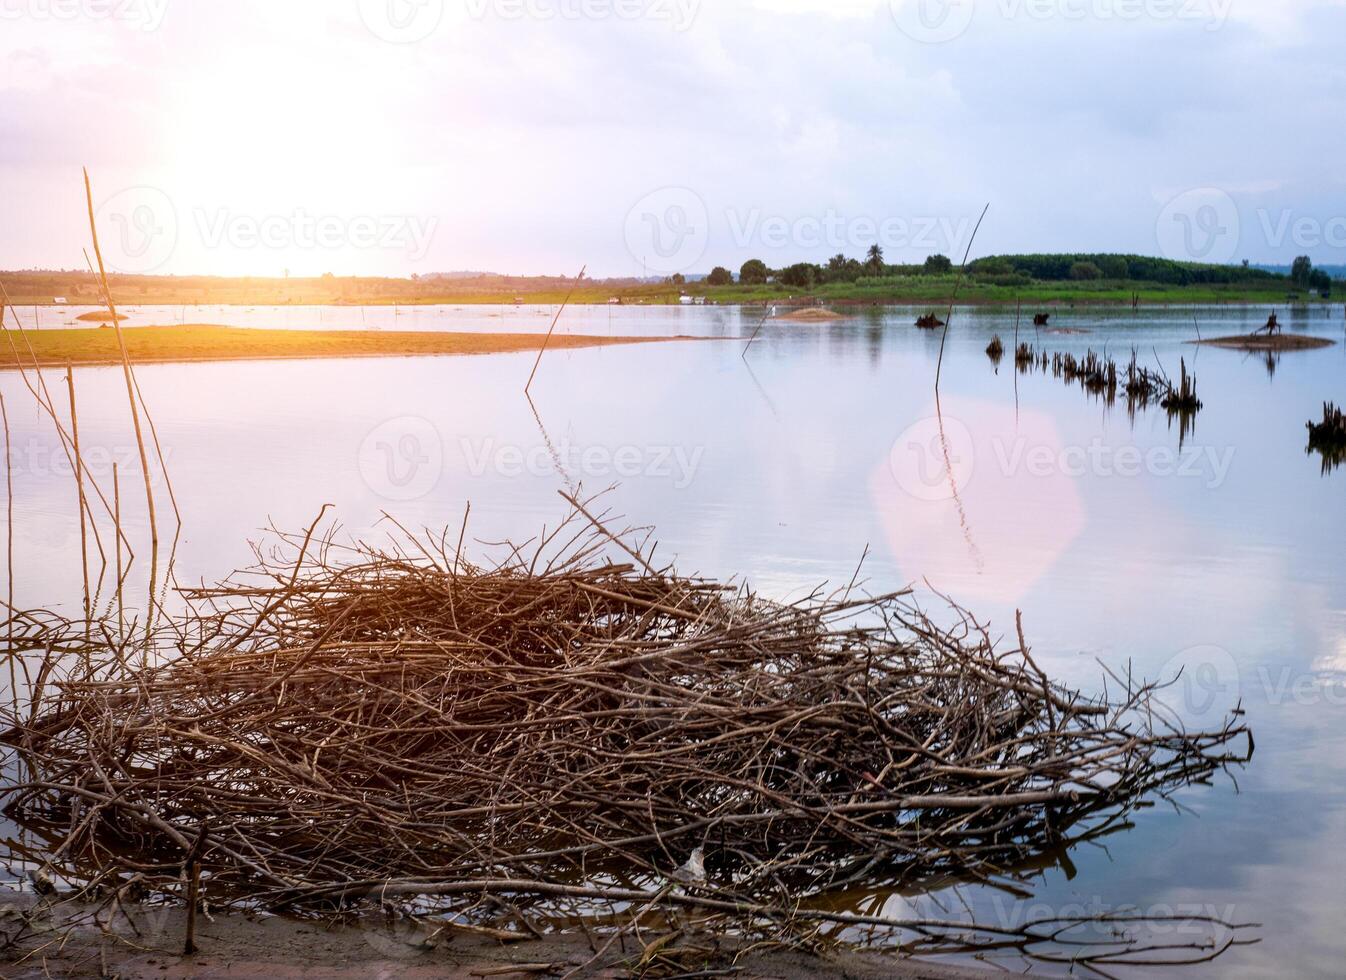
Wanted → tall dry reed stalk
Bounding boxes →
[65,364,91,628]
[525,265,586,394]
[81,169,158,630]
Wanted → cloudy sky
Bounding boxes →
[1,0,1343,278]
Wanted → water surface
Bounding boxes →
[3,304,1344,976]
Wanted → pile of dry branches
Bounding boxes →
[0,498,1252,966]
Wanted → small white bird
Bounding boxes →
[671,846,706,885]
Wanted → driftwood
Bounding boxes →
[1013,344,1203,439]
[1307,402,1346,473]
[0,498,1252,970]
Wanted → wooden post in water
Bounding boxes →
[183,824,209,955]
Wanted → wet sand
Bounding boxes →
[0,900,1007,979]
[0,325,697,371]
[1192,333,1337,351]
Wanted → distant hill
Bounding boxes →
[969,253,1286,286]
[1253,263,1346,279]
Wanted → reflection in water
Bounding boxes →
[0,305,1343,976]
[1012,343,1203,448]
[527,392,577,494]
[934,391,984,573]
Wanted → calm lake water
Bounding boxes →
[3,303,1345,976]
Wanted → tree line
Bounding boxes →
[696,246,956,290]
[688,250,1335,293]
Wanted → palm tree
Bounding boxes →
[865,244,884,275]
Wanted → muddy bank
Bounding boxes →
[776,307,846,322]
[1191,333,1336,351]
[0,900,1005,979]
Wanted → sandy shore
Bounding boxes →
[777,307,847,322]
[0,900,1007,979]
[1191,333,1337,351]
[0,325,695,371]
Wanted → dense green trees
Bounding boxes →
[1290,256,1332,294]
[969,253,1282,286]
[778,263,817,288]
[1097,255,1129,279]
[708,250,1325,293]
[826,253,864,283]
[739,259,769,285]
[1291,255,1313,286]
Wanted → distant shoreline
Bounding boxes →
[0,324,699,372]
[5,296,1337,315]
[3,266,1340,312]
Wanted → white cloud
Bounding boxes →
[3,0,1345,275]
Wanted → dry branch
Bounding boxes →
[0,498,1252,970]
